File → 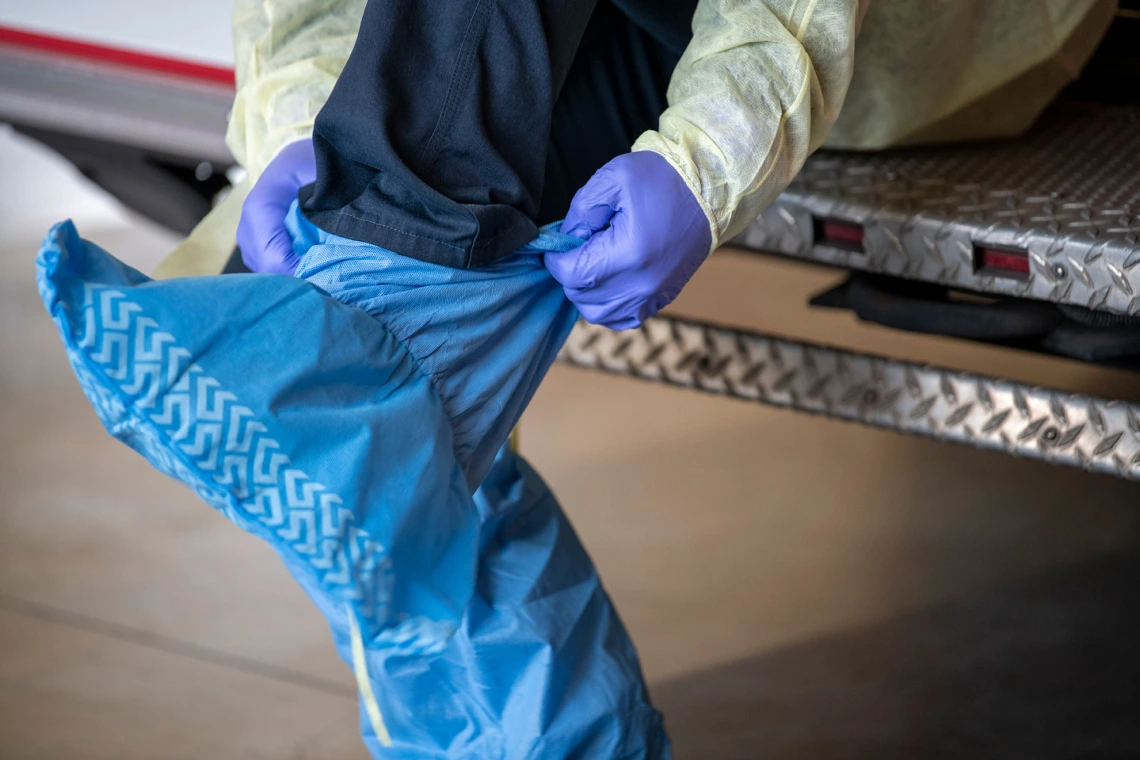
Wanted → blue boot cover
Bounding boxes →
[35,204,670,758]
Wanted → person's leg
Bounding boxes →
[538,0,697,223]
[611,0,700,56]
[302,0,698,269]
[301,0,598,269]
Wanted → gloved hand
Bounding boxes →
[236,139,317,274]
[545,150,713,330]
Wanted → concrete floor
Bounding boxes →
[2,126,1139,758]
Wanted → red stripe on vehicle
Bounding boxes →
[0,25,235,87]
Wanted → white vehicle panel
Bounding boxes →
[0,0,234,67]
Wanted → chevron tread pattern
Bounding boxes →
[67,283,392,631]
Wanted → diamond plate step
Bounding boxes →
[558,316,1140,481]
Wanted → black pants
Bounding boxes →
[300,0,697,269]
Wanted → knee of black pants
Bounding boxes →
[538,0,691,225]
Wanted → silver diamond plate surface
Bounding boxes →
[734,106,1140,315]
[559,316,1140,480]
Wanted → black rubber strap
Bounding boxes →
[844,275,1063,340]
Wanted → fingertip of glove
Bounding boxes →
[543,249,571,280]
[545,243,592,288]
[239,247,257,273]
[559,220,590,240]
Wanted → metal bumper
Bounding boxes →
[558,317,1140,481]
[734,105,1140,316]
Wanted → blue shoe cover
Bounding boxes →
[34,208,670,758]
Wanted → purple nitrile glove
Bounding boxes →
[236,139,317,274]
[545,150,713,331]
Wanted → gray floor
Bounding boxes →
[2,127,1139,758]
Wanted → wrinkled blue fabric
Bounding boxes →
[35,207,670,758]
[288,203,576,490]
